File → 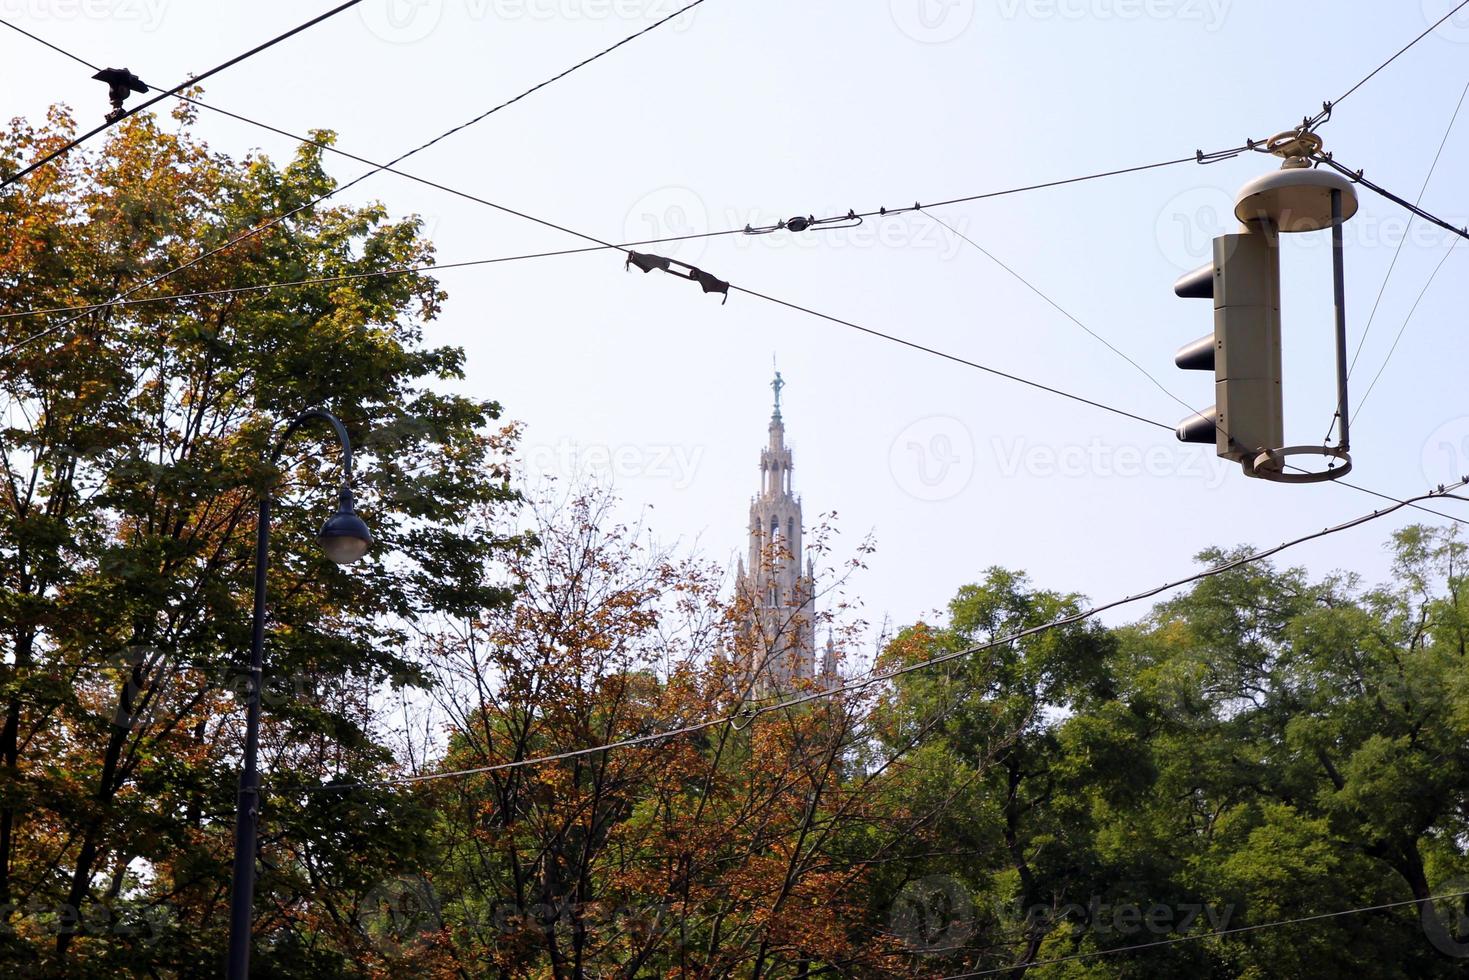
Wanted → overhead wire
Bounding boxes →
[1320,155,1469,244]
[889,211,1469,527]
[0,145,1258,342]
[918,208,1203,423]
[13,28,1469,955]
[1351,241,1462,425]
[0,0,711,356]
[9,214,1459,530]
[0,0,368,189]
[1307,147,1469,432]
[3,12,1462,526]
[725,281,1171,432]
[1306,0,1469,129]
[298,480,1468,792]
[1343,81,1467,381]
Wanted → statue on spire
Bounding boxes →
[771,367,785,422]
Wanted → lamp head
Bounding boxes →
[318,487,372,565]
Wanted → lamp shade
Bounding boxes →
[318,509,372,564]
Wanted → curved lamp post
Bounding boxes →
[227,409,372,979]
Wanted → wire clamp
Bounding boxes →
[625,251,729,304]
[743,210,864,236]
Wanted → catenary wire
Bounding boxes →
[919,209,1209,426]
[2,21,1459,527]
[2,178,1461,531]
[4,19,1436,506]
[1,17,1260,351]
[299,480,1468,792]
[726,282,1172,432]
[9,0,1469,717]
[0,0,367,189]
[0,0,711,358]
[13,16,1469,816]
[0,149,1255,330]
[0,33,1240,443]
[872,211,1469,527]
[939,888,1469,978]
[1320,154,1469,244]
[4,216,1463,532]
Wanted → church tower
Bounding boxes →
[734,371,825,693]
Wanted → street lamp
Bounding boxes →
[227,409,371,979]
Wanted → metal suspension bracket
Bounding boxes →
[1262,128,1324,170]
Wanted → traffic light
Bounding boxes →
[1172,221,1283,469]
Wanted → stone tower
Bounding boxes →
[734,371,834,693]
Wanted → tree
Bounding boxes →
[0,104,519,975]
[391,485,905,979]
[870,531,1469,979]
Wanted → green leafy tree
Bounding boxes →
[0,104,519,976]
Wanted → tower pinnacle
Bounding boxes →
[738,369,815,693]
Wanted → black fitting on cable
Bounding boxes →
[744,208,864,236]
[624,251,728,304]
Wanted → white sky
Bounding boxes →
[4,0,1468,638]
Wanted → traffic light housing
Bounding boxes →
[1173,222,1283,468]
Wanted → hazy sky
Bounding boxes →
[4,0,1468,644]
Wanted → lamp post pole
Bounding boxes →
[226,409,372,980]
